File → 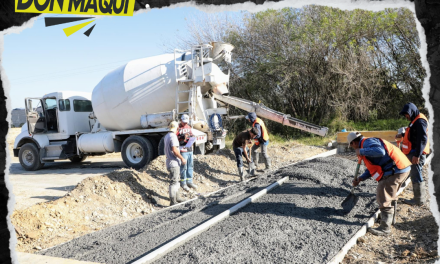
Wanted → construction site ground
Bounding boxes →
[6,127,439,263]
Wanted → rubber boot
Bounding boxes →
[176,190,187,203]
[391,200,397,225]
[263,157,272,172]
[169,184,179,206]
[402,182,426,206]
[250,154,259,176]
[180,181,190,192]
[238,166,248,182]
[187,182,198,190]
[368,208,393,236]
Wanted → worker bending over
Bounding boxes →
[246,112,271,174]
[349,132,411,236]
[233,127,258,181]
[396,103,430,206]
[176,114,197,191]
[165,121,187,206]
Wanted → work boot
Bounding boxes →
[402,182,426,206]
[368,209,393,236]
[250,155,259,176]
[180,181,190,192]
[391,200,397,225]
[176,190,187,203]
[263,157,272,172]
[187,182,198,190]
[169,184,178,206]
[238,166,248,181]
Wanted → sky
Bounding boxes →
[2,7,242,109]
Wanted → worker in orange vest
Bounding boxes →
[246,112,271,175]
[349,132,411,236]
[396,103,430,206]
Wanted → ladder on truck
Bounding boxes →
[174,44,213,125]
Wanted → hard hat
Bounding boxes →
[181,114,189,123]
[168,121,179,133]
[347,132,362,144]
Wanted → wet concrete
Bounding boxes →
[39,157,379,263]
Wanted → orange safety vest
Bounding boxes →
[360,137,412,182]
[252,118,269,145]
[401,113,430,155]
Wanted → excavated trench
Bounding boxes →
[39,156,379,263]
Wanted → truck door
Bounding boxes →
[25,98,47,134]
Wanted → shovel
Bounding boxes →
[341,158,362,214]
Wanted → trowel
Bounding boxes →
[341,158,362,214]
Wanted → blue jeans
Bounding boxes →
[406,153,426,183]
[180,152,194,184]
[233,147,249,168]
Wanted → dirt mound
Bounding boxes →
[12,143,327,253]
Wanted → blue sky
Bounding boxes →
[2,7,242,109]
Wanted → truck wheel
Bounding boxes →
[147,136,159,159]
[18,143,43,171]
[158,136,165,156]
[121,136,154,170]
[69,155,88,163]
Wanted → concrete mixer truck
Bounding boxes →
[13,42,329,171]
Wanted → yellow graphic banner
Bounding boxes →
[15,0,135,16]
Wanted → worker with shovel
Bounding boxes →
[165,121,187,206]
[396,102,430,206]
[232,127,258,181]
[349,132,411,236]
[246,112,271,175]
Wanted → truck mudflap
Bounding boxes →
[192,129,207,145]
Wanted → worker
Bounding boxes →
[164,121,187,206]
[233,127,259,181]
[396,102,430,206]
[349,132,411,236]
[176,114,197,191]
[246,112,271,174]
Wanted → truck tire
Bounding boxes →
[147,136,159,159]
[121,136,154,170]
[18,143,44,171]
[158,136,165,156]
[69,155,88,163]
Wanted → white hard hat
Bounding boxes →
[347,132,362,144]
[181,114,189,123]
[168,121,179,133]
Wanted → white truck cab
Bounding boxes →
[14,91,94,170]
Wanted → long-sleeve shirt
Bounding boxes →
[358,138,410,181]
